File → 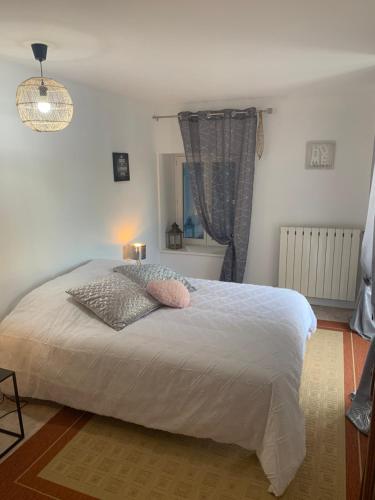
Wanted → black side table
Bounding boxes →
[0,368,24,459]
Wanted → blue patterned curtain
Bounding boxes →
[178,108,257,282]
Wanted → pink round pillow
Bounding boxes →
[146,279,190,308]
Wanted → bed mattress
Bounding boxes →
[0,259,316,495]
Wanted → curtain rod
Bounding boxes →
[152,108,273,121]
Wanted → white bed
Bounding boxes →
[0,259,316,496]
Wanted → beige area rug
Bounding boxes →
[28,328,345,499]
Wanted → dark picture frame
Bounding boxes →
[113,153,130,182]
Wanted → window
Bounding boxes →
[175,156,222,249]
[182,162,204,240]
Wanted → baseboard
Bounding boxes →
[308,297,355,309]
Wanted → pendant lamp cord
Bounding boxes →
[39,60,44,85]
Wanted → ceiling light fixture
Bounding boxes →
[16,43,73,132]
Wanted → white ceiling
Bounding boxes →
[1,0,375,104]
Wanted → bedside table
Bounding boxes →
[0,368,24,459]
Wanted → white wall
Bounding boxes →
[160,250,223,280]
[2,59,374,318]
[157,153,177,246]
[0,60,159,319]
[154,85,375,285]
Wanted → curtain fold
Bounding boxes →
[347,337,375,435]
[350,140,375,340]
[347,140,375,436]
[178,108,257,282]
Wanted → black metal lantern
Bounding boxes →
[166,223,183,250]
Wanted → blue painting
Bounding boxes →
[183,163,204,239]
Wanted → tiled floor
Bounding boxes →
[0,398,61,463]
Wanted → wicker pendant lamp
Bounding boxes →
[16,43,73,132]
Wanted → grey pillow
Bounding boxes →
[113,264,196,292]
[66,274,160,331]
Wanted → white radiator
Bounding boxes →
[278,226,361,301]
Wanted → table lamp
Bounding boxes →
[131,243,146,265]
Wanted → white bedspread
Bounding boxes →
[0,259,316,495]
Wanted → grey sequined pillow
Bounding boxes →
[113,264,196,292]
[66,274,160,331]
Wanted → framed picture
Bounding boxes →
[113,153,130,181]
[305,141,335,169]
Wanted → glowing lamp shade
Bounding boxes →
[132,243,146,264]
[16,43,73,132]
[16,77,73,132]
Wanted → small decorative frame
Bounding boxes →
[113,153,130,181]
[305,141,335,169]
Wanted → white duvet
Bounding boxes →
[0,259,316,495]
